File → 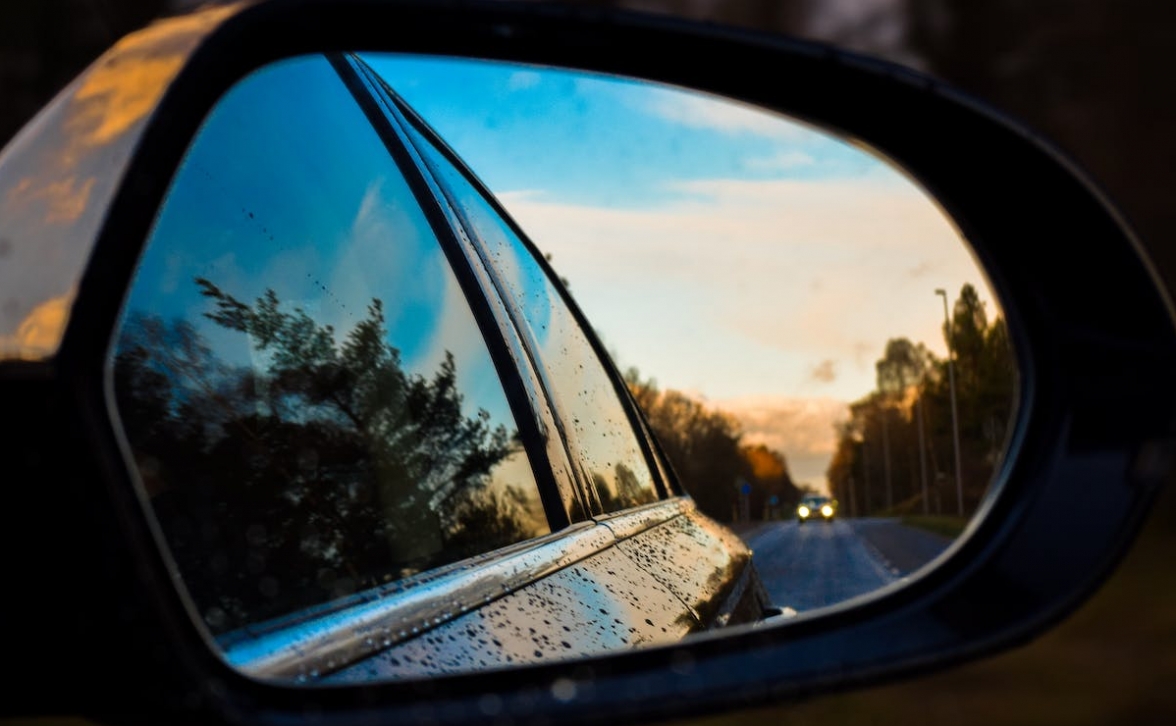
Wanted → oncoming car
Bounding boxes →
[797,496,836,523]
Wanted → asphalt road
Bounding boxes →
[739,518,952,612]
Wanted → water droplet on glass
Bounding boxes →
[551,678,577,702]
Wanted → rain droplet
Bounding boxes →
[551,678,577,702]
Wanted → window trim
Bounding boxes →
[221,497,695,681]
[328,54,574,532]
[367,62,676,511]
[186,54,705,683]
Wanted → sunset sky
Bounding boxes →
[367,54,999,490]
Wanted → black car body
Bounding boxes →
[3,2,1174,725]
[0,42,768,685]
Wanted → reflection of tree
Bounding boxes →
[113,279,533,633]
[592,463,651,512]
[444,484,538,561]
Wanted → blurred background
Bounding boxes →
[3,0,1174,724]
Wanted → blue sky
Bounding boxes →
[122,55,519,431]
[367,53,998,489]
[367,55,887,208]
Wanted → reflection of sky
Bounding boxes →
[367,55,884,210]
[399,119,554,341]
[122,54,512,425]
[365,54,998,489]
[0,4,241,360]
[403,118,654,503]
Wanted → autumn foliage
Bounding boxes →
[626,369,802,522]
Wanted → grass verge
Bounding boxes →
[900,514,970,539]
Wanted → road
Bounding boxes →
[738,518,952,612]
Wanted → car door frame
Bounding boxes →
[358,55,680,512]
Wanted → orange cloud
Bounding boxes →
[70,56,187,147]
[0,291,74,360]
[718,395,850,488]
[0,4,243,364]
[6,175,96,224]
[65,3,242,149]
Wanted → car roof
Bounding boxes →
[0,3,240,363]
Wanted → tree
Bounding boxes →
[875,338,933,511]
[624,368,799,521]
[876,338,930,398]
[946,283,988,402]
[113,279,530,632]
[828,285,1016,517]
[740,444,799,519]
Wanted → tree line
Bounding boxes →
[625,370,803,523]
[826,284,1016,518]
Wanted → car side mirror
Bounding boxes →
[1,2,1173,724]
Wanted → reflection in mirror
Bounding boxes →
[110,52,1017,684]
[111,55,550,635]
[372,53,1016,612]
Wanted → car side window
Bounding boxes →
[109,55,550,635]
[394,109,661,514]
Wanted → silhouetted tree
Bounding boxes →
[624,368,799,521]
[828,285,1015,518]
[113,279,531,632]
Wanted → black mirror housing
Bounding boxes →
[2,1,1174,724]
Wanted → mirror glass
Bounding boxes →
[109,52,1017,684]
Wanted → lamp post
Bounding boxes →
[916,388,928,515]
[936,288,965,516]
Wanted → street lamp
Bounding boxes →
[936,288,965,517]
[916,381,928,515]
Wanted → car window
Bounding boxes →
[393,108,660,514]
[109,54,550,635]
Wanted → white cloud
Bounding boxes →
[496,174,998,408]
[340,179,510,422]
[745,150,816,171]
[496,189,548,206]
[643,89,821,140]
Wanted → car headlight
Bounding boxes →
[821,505,834,517]
[798,506,810,518]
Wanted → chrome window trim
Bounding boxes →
[220,498,690,680]
[594,496,693,540]
[348,54,589,525]
[365,61,672,510]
